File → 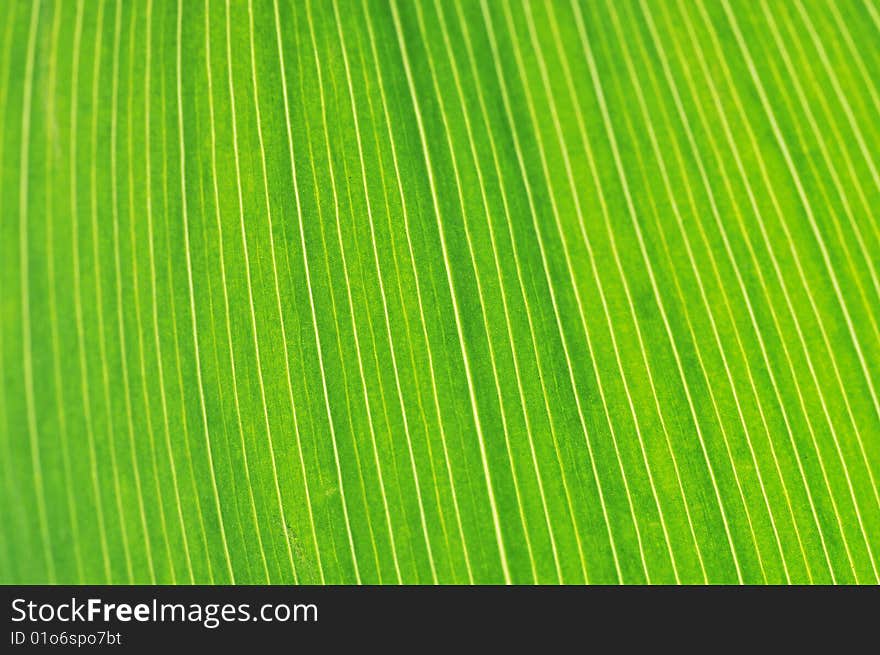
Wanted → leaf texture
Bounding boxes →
[2,0,880,584]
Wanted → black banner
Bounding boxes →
[2,585,875,651]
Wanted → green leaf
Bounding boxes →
[2,0,879,584]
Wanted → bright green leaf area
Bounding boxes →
[2,0,880,584]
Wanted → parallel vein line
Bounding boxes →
[480,0,621,581]
[720,0,879,581]
[111,0,155,583]
[19,0,55,584]
[392,0,512,583]
[333,0,444,584]
[144,0,195,584]
[176,0,235,583]
[71,0,113,583]
[361,0,475,583]
[279,0,363,583]
[414,0,542,583]
[204,0,271,583]
[572,0,746,582]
